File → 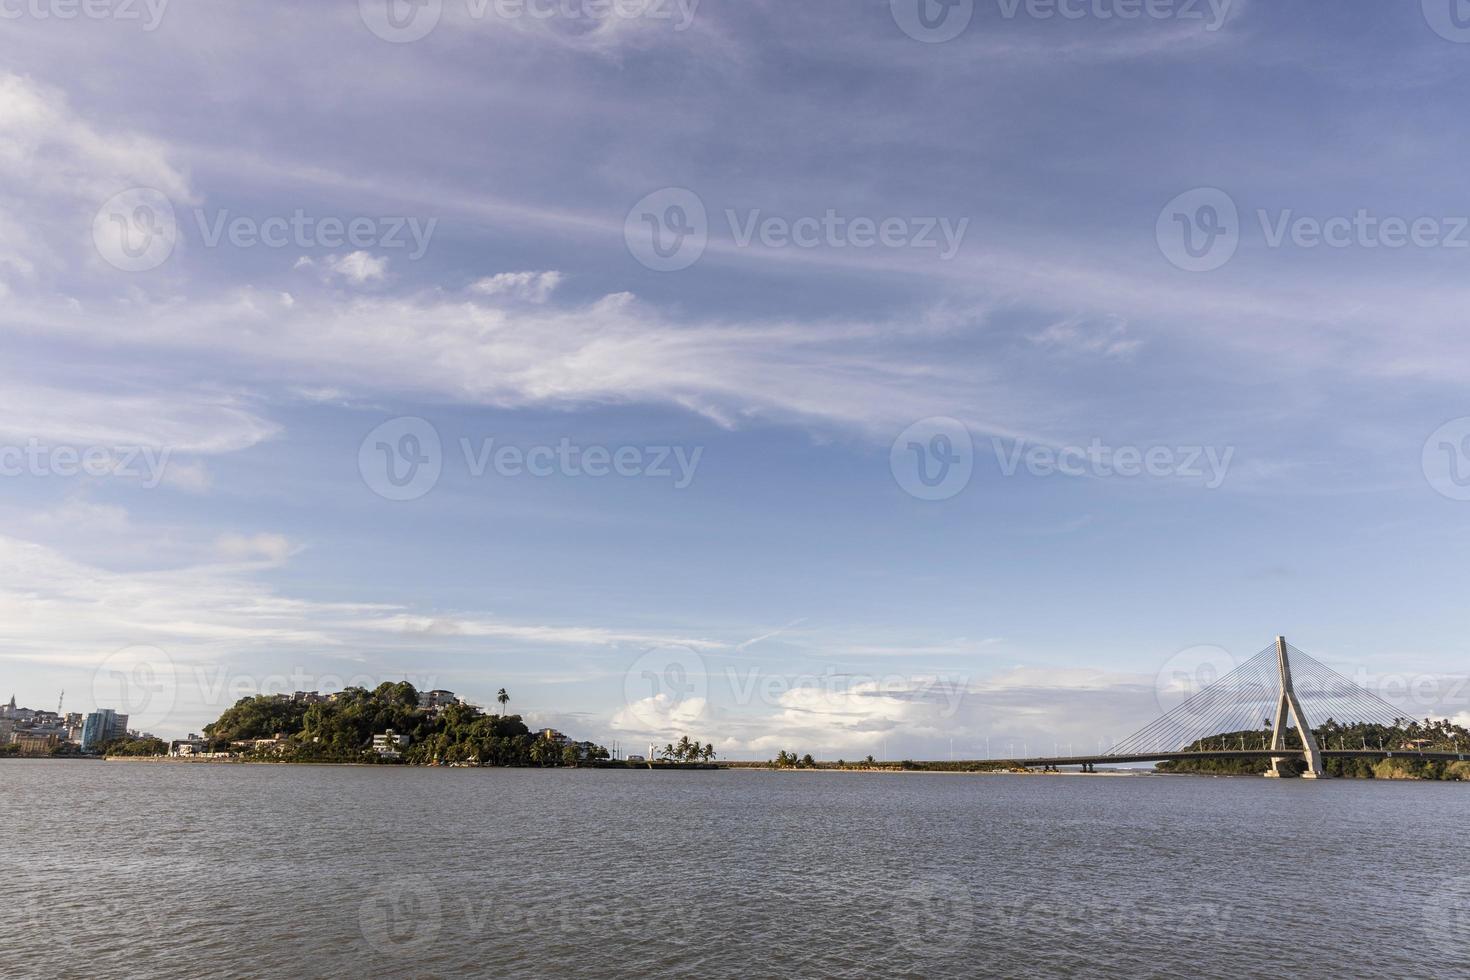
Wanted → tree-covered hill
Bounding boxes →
[1157,718,1470,779]
[202,682,607,766]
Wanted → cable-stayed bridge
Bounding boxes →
[1013,637,1467,776]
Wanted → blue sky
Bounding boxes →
[2,0,1469,756]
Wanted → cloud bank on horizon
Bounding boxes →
[1,0,1468,753]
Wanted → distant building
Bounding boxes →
[418,690,460,714]
[626,754,646,763]
[372,730,410,759]
[1,696,35,725]
[230,734,288,753]
[170,735,208,757]
[540,729,571,746]
[13,732,59,755]
[80,710,129,752]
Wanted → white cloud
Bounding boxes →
[609,694,714,737]
[322,251,388,284]
[214,532,297,565]
[470,270,563,303]
[9,287,1036,442]
[360,613,723,651]
[1031,315,1139,359]
[159,459,212,494]
[0,72,191,205]
[0,381,277,457]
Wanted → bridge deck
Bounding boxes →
[1007,749,1469,768]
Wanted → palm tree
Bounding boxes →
[497,688,509,716]
[702,742,715,763]
[676,735,693,762]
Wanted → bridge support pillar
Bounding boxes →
[1266,636,1327,779]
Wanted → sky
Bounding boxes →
[1,0,1469,757]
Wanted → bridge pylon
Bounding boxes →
[1264,635,1327,778]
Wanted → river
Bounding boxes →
[3,761,1465,978]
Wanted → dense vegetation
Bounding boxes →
[1157,718,1470,779]
[658,736,716,763]
[201,682,608,766]
[99,737,169,757]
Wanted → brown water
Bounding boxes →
[3,761,1466,978]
